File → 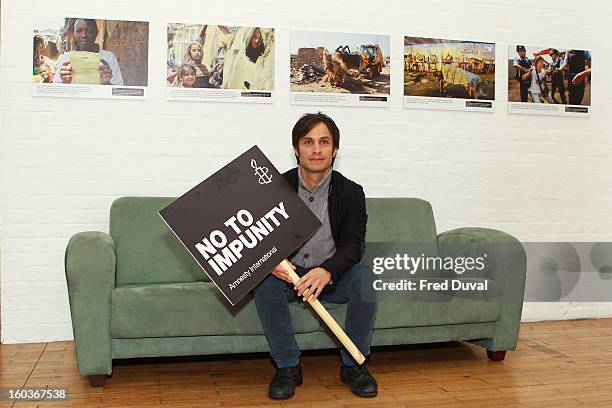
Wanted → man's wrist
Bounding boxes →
[317,266,333,285]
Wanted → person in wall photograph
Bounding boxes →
[33,16,149,90]
[167,24,275,91]
[53,18,123,85]
[508,45,591,106]
[522,56,549,104]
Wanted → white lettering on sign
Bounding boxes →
[194,201,290,276]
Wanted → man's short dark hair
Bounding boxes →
[291,112,340,164]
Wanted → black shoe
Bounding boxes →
[268,364,303,400]
[340,364,378,397]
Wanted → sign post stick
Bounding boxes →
[279,260,366,365]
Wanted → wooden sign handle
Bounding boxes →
[279,260,366,365]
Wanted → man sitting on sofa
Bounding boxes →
[253,112,378,400]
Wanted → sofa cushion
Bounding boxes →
[365,198,439,278]
[323,277,500,330]
[110,197,208,286]
[365,198,438,245]
[110,282,320,338]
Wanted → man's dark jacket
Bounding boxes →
[283,167,367,284]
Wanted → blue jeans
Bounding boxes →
[253,263,378,368]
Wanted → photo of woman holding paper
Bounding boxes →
[33,17,149,88]
[53,19,122,85]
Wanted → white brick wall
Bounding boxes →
[1,0,611,343]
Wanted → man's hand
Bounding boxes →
[59,61,72,83]
[294,267,331,302]
[271,261,295,284]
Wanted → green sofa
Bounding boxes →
[64,197,526,386]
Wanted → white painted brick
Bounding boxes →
[1,0,612,343]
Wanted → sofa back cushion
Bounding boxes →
[365,197,438,245]
[110,197,439,286]
[365,198,439,277]
[110,197,209,286]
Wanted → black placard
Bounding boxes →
[159,146,322,305]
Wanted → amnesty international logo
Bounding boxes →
[251,159,272,185]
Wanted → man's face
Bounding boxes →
[518,50,526,58]
[74,20,95,50]
[294,122,337,174]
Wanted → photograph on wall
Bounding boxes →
[33,17,149,99]
[403,36,495,112]
[167,24,275,103]
[290,30,390,107]
[508,45,591,116]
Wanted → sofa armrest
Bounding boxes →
[437,227,526,351]
[65,231,116,376]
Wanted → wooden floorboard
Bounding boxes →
[1,318,612,407]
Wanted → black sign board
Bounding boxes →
[159,146,322,305]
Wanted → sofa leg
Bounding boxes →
[487,350,507,361]
[88,375,106,387]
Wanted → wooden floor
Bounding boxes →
[2,318,612,407]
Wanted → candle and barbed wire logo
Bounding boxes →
[251,159,272,185]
